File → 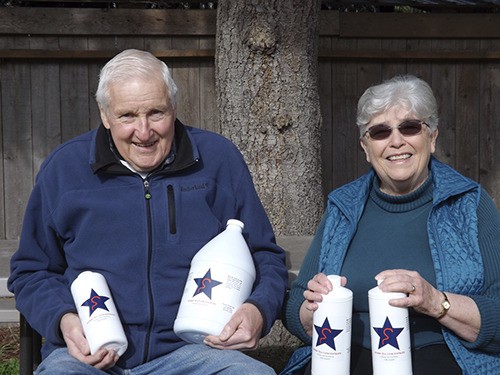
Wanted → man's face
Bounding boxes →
[100,76,176,173]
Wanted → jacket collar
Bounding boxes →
[90,118,198,175]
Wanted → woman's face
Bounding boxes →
[360,106,438,195]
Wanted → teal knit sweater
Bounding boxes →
[343,174,443,350]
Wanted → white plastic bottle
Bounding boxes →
[70,271,128,356]
[174,219,256,344]
[368,280,412,375]
[311,275,353,375]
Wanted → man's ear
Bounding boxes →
[99,105,110,129]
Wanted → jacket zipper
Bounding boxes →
[142,179,154,363]
[167,185,177,234]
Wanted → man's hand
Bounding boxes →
[60,312,119,369]
[203,303,264,350]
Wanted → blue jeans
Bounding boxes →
[35,345,276,375]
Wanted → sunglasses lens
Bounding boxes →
[367,125,392,140]
[366,120,424,140]
[399,120,423,136]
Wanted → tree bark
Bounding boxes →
[215,0,323,236]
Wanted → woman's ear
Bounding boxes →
[360,138,371,163]
[430,128,439,154]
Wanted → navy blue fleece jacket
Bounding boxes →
[9,120,288,368]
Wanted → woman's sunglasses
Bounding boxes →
[363,120,428,141]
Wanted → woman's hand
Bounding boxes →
[299,273,347,337]
[375,269,444,317]
[376,269,480,342]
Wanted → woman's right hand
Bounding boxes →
[299,273,347,336]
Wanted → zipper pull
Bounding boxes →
[144,180,152,200]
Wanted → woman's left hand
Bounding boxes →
[375,268,480,343]
[375,269,444,318]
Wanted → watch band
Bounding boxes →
[436,291,450,319]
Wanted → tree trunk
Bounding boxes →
[215,0,323,236]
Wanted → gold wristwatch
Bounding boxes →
[436,291,450,319]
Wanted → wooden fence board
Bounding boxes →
[59,37,92,141]
[0,36,12,240]
[30,38,62,176]
[1,35,32,240]
[479,45,500,204]
[380,39,407,80]
[481,44,500,205]
[430,39,457,169]
[329,38,362,192]
[340,13,500,39]
[0,63,3,240]
[171,37,202,127]
[406,39,433,83]
[455,41,481,181]
[31,61,62,173]
[0,9,217,36]
[199,37,218,133]
[1,61,33,239]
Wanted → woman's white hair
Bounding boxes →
[356,75,439,137]
[95,49,178,112]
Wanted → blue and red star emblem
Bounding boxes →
[81,289,110,317]
[193,269,222,299]
[373,317,404,349]
[314,317,343,350]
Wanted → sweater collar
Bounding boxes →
[370,172,434,213]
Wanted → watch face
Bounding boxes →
[443,301,451,310]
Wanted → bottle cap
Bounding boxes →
[327,275,342,288]
[226,219,244,230]
[322,275,352,302]
[369,280,407,300]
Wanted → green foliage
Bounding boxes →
[0,359,19,375]
[0,325,19,375]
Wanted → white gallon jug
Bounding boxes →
[174,219,256,344]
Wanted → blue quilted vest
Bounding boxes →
[281,158,500,375]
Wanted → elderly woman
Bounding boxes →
[281,75,500,374]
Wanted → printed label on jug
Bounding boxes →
[192,269,223,299]
[372,316,410,361]
[225,275,243,291]
[80,288,118,322]
[313,316,351,356]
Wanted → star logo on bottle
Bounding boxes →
[193,269,222,299]
[314,317,343,350]
[81,289,110,317]
[373,317,404,349]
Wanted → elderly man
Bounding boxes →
[9,49,288,374]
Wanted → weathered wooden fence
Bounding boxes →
[1,8,500,242]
